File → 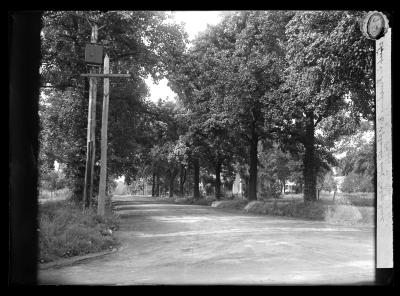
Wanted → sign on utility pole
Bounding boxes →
[361,11,392,269]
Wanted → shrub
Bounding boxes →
[244,201,266,214]
[259,181,282,200]
[193,197,215,206]
[341,172,374,193]
[211,199,248,210]
[249,200,373,225]
[248,200,326,220]
[325,205,363,224]
[335,192,375,207]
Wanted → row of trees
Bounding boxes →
[165,11,375,201]
[39,11,375,205]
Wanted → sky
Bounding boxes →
[145,11,223,104]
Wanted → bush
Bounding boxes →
[325,205,362,224]
[259,181,282,200]
[244,201,267,214]
[244,200,326,220]
[39,200,120,263]
[242,199,374,225]
[336,192,375,207]
[341,172,374,193]
[193,197,216,206]
[211,198,248,210]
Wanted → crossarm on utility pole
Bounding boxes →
[81,73,131,78]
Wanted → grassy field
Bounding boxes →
[38,197,120,263]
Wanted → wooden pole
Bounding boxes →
[83,24,98,210]
[98,54,110,216]
[376,28,392,268]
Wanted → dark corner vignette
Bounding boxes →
[9,11,42,285]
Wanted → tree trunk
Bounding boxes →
[333,189,337,202]
[151,172,156,197]
[242,175,249,198]
[248,134,258,201]
[283,179,286,195]
[169,169,177,198]
[169,176,173,198]
[155,174,160,197]
[193,158,200,199]
[215,161,222,200]
[279,179,284,195]
[179,164,185,197]
[303,111,317,201]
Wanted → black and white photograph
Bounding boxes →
[9,10,394,285]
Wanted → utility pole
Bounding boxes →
[81,60,130,216]
[81,18,130,216]
[83,23,100,210]
[97,54,110,216]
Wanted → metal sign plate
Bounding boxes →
[85,43,103,64]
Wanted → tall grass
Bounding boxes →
[39,199,120,263]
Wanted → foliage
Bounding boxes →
[39,11,188,202]
[341,172,374,193]
[244,199,373,225]
[267,10,375,201]
[321,171,338,193]
[169,11,294,200]
[338,126,375,179]
[40,170,63,191]
[39,200,120,263]
[39,10,376,207]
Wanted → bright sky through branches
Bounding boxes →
[145,11,223,104]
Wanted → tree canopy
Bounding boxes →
[39,10,375,204]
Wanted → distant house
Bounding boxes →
[284,181,297,193]
[232,173,299,195]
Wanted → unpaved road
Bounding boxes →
[39,195,375,285]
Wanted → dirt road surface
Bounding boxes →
[38,195,375,285]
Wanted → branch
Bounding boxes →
[314,94,338,127]
[314,113,324,127]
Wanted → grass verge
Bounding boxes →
[145,194,374,226]
[243,199,374,225]
[39,199,120,263]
